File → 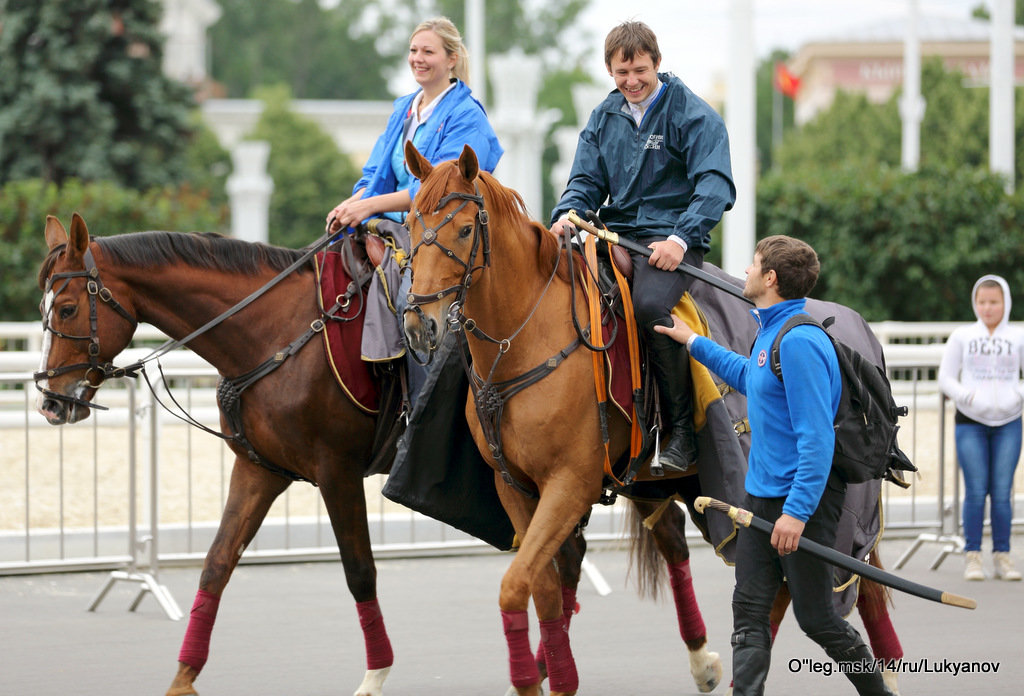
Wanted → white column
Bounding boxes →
[900,0,924,172]
[466,0,486,106]
[723,0,755,277]
[226,141,274,244]
[991,0,1015,191]
[488,50,560,219]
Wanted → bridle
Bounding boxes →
[35,246,141,411]
[403,180,585,499]
[35,233,337,415]
[402,184,490,364]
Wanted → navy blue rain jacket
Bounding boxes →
[551,73,735,253]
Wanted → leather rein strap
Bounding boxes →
[582,235,646,488]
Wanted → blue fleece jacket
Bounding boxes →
[550,73,735,253]
[355,80,503,210]
[689,298,841,522]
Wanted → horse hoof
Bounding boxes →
[504,685,545,696]
[165,688,199,696]
[354,666,390,696]
[882,668,901,695]
[690,649,723,693]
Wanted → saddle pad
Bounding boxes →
[314,251,380,414]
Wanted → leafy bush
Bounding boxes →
[0,179,227,321]
[757,164,1024,321]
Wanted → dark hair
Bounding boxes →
[755,235,820,300]
[604,21,661,67]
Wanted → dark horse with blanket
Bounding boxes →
[397,143,904,695]
[35,214,408,696]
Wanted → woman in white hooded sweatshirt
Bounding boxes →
[939,274,1024,582]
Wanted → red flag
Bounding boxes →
[773,62,801,99]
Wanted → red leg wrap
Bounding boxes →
[539,617,579,693]
[535,586,580,671]
[356,598,394,670]
[857,593,903,660]
[502,610,540,687]
[178,589,220,672]
[668,559,706,641]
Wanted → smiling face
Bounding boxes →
[408,29,456,94]
[608,49,661,104]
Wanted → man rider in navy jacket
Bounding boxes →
[550,21,735,473]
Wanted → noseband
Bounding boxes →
[403,184,490,362]
[34,246,141,410]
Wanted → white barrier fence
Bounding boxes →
[2,321,1020,609]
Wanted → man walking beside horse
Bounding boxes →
[549,20,735,473]
[656,235,896,696]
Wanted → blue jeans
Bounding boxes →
[955,418,1022,552]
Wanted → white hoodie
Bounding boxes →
[938,274,1024,426]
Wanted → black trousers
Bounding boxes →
[629,237,704,332]
[731,474,891,695]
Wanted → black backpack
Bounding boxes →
[770,314,917,488]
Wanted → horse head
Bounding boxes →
[35,214,139,424]
[402,142,490,361]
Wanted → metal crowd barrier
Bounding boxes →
[2,322,1020,619]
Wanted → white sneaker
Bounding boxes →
[993,552,1022,581]
[964,551,985,581]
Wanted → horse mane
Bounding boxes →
[416,161,569,281]
[112,231,308,273]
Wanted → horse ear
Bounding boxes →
[68,213,91,257]
[405,141,433,181]
[44,216,68,251]
[458,144,479,182]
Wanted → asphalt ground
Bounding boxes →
[1,537,1020,696]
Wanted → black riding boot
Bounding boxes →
[823,628,897,696]
[731,629,772,696]
[647,332,697,473]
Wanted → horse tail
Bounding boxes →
[858,547,894,618]
[624,502,666,601]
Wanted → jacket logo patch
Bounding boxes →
[644,134,664,150]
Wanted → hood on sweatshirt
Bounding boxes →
[972,274,1012,329]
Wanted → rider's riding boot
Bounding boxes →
[648,332,697,473]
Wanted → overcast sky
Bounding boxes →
[578,0,990,97]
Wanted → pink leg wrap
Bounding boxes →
[356,599,394,670]
[539,617,579,693]
[535,587,580,670]
[857,594,903,660]
[668,560,706,641]
[178,589,221,672]
[502,610,540,687]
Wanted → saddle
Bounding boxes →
[315,220,412,476]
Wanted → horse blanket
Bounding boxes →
[314,251,381,413]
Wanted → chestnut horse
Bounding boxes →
[402,143,730,696]
[36,215,394,696]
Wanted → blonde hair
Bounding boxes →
[411,17,470,84]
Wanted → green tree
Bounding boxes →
[209,0,395,99]
[0,0,195,188]
[247,85,360,249]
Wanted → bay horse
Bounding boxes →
[36,214,395,696]
[402,143,728,695]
